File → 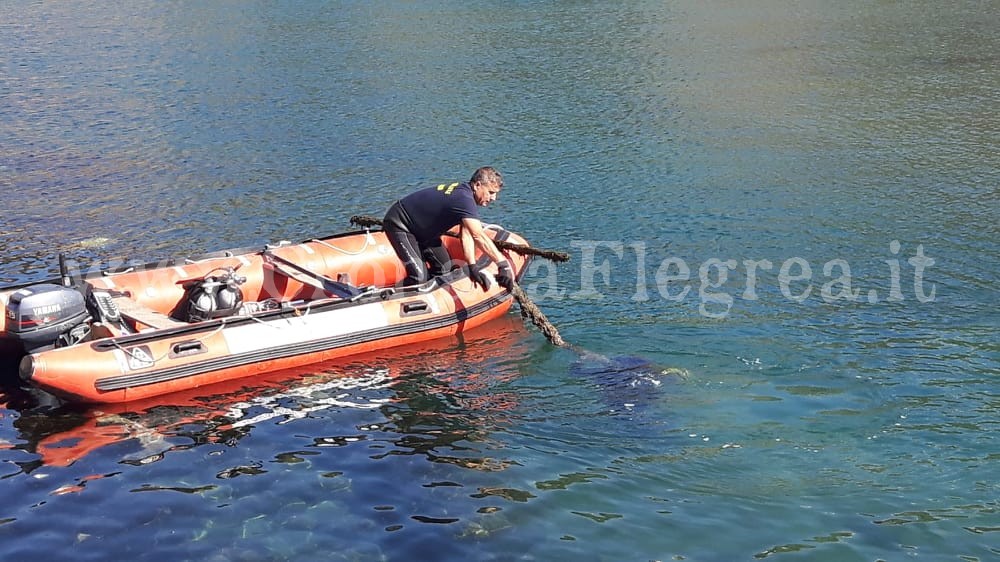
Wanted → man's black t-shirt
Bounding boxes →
[388,182,480,242]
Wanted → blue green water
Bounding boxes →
[1,1,997,560]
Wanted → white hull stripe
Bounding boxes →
[222,302,390,355]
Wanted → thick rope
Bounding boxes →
[512,283,567,347]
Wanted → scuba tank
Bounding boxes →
[184,267,246,322]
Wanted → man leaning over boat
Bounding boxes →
[382,166,514,290]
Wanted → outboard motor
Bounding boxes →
[183,268,246,322]
[5,283,91,353]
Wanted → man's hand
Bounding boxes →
[469,264,491,291]
[495,261,515,291]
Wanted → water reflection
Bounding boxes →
[1,311,682,559]
[1,315,535,474]
[0,314,556,559]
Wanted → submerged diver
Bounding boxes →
[382,166,514,290]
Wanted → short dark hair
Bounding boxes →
[470,166,503,188]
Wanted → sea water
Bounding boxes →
[1,1,997,560]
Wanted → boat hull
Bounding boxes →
[3,228,530,403]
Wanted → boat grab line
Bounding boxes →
[110,319,228,368]
[310,232,375,256]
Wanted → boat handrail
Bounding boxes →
[309,231,376,256]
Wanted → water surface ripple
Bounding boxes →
[1,1,997,560]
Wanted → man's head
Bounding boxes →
[470,166,503,207]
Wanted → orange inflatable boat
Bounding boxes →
[1,226,530,403]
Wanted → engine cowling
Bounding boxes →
[5,284,90,352]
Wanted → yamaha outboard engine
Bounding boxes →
[5,283,91,353]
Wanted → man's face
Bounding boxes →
[473,180,502,207]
